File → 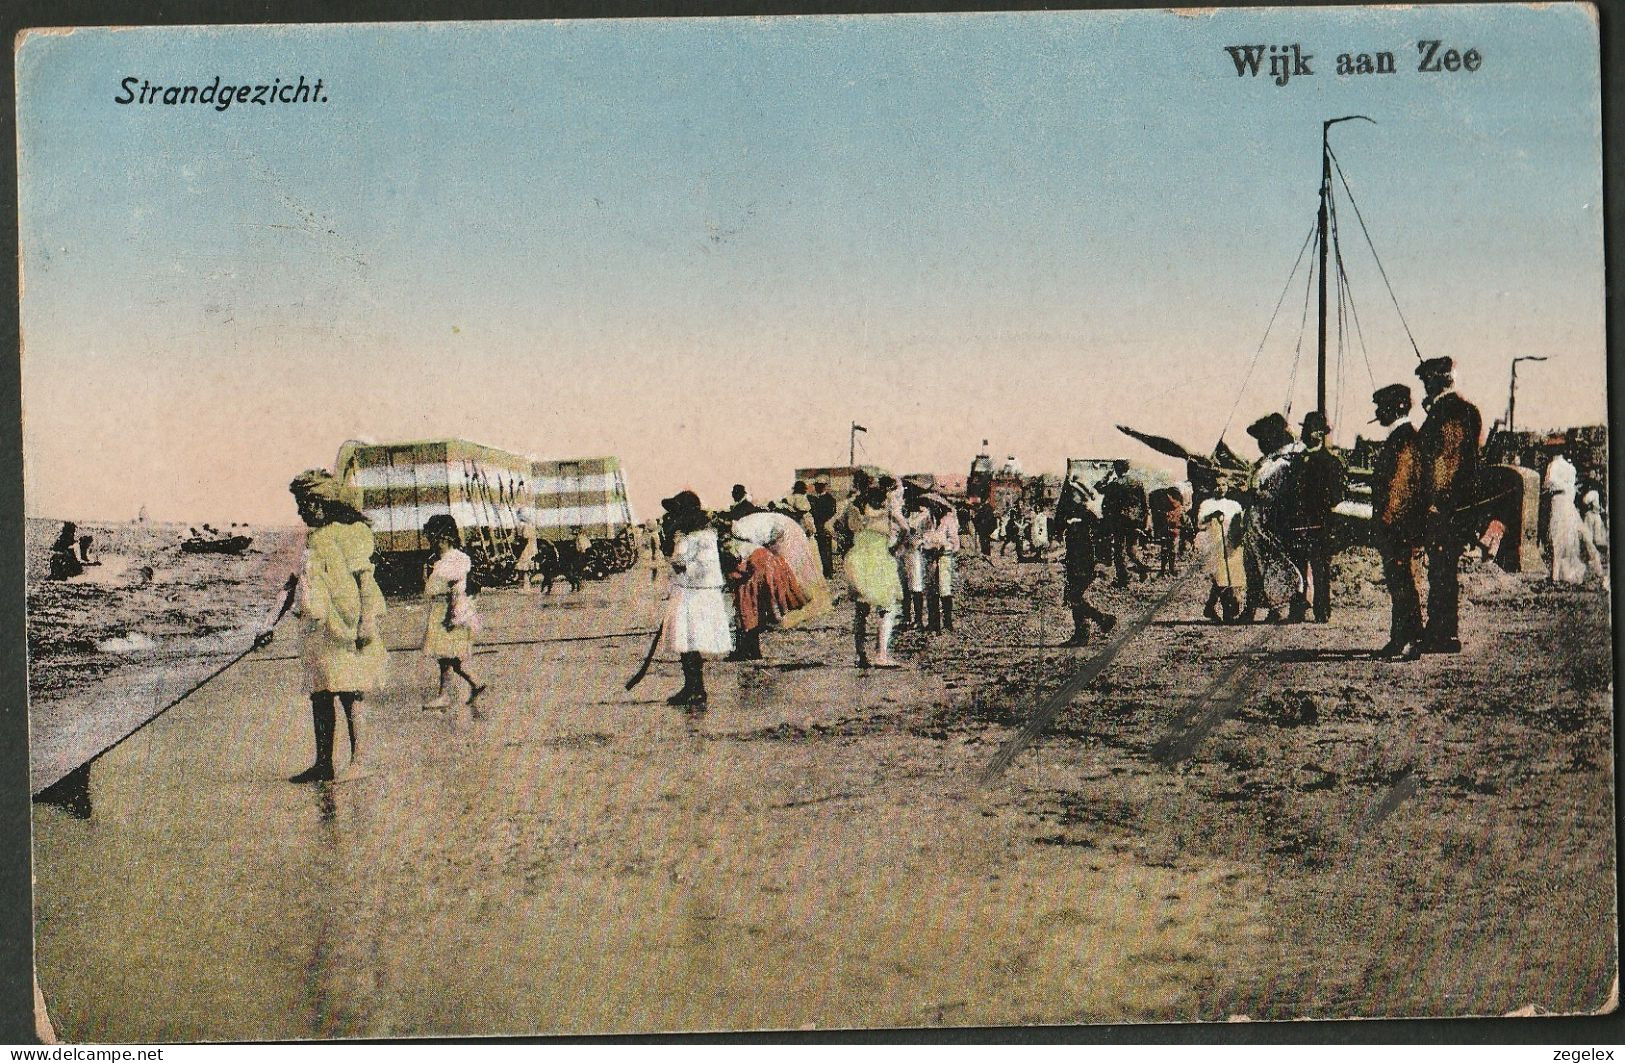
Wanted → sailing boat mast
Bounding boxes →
[1317,115,1374,420]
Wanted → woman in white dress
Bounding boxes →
[660,491,732,705]
[1544,451,1589,585]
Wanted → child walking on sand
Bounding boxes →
[421,515,488,713]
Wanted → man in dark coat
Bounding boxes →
[1294,410,1347,623]
[972,498,998,558]
[724,484,760,521]
[1055,474,1117,646]
[1415,356,1482,654]
[808,477,838,578]
[1370,383,1426,657]
[1101,460,1151,586]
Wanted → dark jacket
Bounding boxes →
[1372,422,1424,548]
[1101,475,1148,527]
[1417,390,1483,532]
[808,492,837,530]
[1296,446,1347,533]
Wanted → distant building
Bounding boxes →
[794,465,887,501]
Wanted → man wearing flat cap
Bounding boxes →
[1295,410,1347,623]
[1415,356,1482,653]
[1370,384,1425,658]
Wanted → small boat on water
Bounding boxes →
[180,535,253,556]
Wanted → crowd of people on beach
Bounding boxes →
[254,356,1607,781]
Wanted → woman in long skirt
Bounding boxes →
[731,509,832,627]
[1545,452,1591,585]
[660,492,732,705]
[1242,416,1306,622]
[725,537,809,660]
[273,470,388,783]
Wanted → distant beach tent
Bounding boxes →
[526,455,636,542]
[334,438,636,588]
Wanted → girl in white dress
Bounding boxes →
[422,515,486,711]
[660,492,732,705]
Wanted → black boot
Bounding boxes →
[1220,587,1240,623]
[687,653,709,705]
[925,594,941,633]
[854,608,870,668]
[667,652,700,705]
[725,630,761,661]
[899,593,914,629]
[290,695,336,783]
[941,597,954,632]
[912,592,926,632]
[1203,584,1222,622]
[1064,605,1090,646]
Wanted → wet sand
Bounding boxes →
[30,549,1616,1039]
[26,520,304,793]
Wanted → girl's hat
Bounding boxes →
[289,469,362,510]
[662,490,702,515]
[423,514,461,543]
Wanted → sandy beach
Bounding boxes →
[29,547,1615,1038]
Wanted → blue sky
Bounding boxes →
[18,5,1605,522]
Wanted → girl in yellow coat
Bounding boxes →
[268,470,388,784]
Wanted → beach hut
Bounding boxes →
[336,439,534,590]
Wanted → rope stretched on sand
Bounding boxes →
[244,628,652,663]
[979,568,1202,784]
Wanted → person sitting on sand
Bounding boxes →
[258,469,387,784]
[48,521,83,581]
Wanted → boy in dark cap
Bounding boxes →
[1370,384,1425,657]
[1415,356,1482,653]
[1055,473,1117,645]
[1295,409,1347,623]
[809,477,838,578]
[1100,459,1151,586]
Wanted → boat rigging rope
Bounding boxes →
[1329,147,1424,362]
[1328,189,1379,393]
[1335,234,1346,431]
[1283,226,1319,417]
[1218,221,1318,443]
